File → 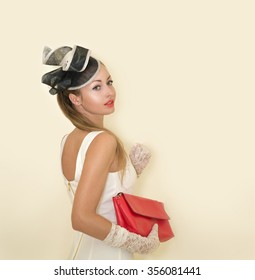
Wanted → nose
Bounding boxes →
[105,85,115,98]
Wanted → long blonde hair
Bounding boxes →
[57,89,127,172]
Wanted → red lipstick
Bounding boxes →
[104,100,114,108]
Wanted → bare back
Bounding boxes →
[61,129,90,181]
[61,129,120,181]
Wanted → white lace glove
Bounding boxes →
[129,143,151,177]
[103,224,159,254]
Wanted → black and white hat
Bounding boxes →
[41,45,100,95]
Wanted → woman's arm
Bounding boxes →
[71,132,160,254]
[71,132,116,240]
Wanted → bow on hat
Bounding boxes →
[41,45,98,95]
[43,45,91,72]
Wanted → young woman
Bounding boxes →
[41,45,159,259]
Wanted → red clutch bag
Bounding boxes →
[112,192,174,242]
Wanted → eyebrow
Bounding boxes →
[92,75,111,83]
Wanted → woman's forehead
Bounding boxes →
[92,64,111,80]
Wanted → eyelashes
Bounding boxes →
[92,85,101,91]
[92,80,114,91]
[107,80,113,86]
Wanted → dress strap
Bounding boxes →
[59,134,69,185]
[60,134,68,155]
[77,131,104,169]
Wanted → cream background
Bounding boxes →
[0,0,254,259]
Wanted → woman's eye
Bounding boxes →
[107,80,113,86]
[92,85,101,91]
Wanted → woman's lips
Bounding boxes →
[104,100,114,108]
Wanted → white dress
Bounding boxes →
[60,131,137,260]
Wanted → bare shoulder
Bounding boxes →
[84,131,118,169]
[95,131,117,144]
[89,131,117,152]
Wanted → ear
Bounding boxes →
[69,93,81,106]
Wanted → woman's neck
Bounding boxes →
[85,113,104,128]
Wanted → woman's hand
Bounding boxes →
[104,224,160,254]
[129,143,151,177]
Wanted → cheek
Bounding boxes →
[82,94,102,109]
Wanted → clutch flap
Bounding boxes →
[122,193,170,220]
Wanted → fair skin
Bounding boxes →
[61,65,119,240]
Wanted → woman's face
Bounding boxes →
[70,65,116,118]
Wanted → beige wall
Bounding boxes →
[0,0,255,259]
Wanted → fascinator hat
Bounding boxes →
[41,45,100,95]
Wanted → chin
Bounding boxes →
[105,107,115,115]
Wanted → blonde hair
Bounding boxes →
[57,89,127,173]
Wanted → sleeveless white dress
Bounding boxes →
[60,131,137,260]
